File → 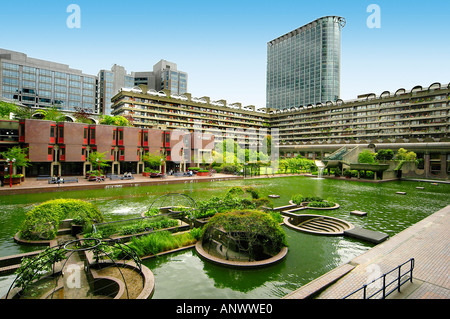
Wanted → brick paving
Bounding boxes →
[285,205,450,299]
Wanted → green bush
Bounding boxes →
[203,210,288,257]
[291,194,323,205]
[308,201,335,208]
[198,169,209,173]
[19,199,104,240]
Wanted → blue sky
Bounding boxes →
[1,0,449,107]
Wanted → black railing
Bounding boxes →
[343,258,415,299]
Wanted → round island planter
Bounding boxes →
[197,210,288,268]
[195,241,288,269]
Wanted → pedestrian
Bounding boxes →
[56,175,61,186]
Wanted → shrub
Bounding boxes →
[291,194,323,205]
[203,210,288,258]
[189,227,204,241]
[308,201,335,208]
[19,199,104,240]
[245,187,260,199]
[143,207,160,217]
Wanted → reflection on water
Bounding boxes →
[1,177,449,298]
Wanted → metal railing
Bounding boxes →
[343,258,415,299]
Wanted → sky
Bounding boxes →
[1,0,449,108]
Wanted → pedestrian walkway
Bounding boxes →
[284,204,450,299]
[0,173,242,195]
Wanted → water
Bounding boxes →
[317,167,325,179]
[1,176,449,298]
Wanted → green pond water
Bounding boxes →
[0,176,449,298]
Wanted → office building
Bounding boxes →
[133,60,188,96]
[98,64,134,116]
[0,48,97,114]
[266,16,346,110]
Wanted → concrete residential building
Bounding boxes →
[0,82,448,179]
[266,16,346,110]
[110,85,270,146]
[0,48,97,114]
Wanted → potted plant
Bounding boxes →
[343,169,352,179]
[4,174,23,185]
[196,169,210,176]
[142,167,151,177]
[334,167,341,177]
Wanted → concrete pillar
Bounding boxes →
[424,152,431,179]
[440,153,447,178]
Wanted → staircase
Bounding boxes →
[297,217,352,235]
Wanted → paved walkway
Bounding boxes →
[284,205,450,299]
[0,173,243,195]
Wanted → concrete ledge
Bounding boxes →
[344,227,389,244]
[283,263,356,299]
[195,241,288,269]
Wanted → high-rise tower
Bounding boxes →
[266,16,346,109]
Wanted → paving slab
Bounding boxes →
[285,205,450,299]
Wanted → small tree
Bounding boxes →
[88,151,110,174]
[143,151,166,170]
[396,148,416,161]
[33,106,66,122]
[99,115,131,126]
[0,146,30,173]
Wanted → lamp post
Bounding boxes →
[160,158,164,175]
[96,158,101,177]
[6,158,15,188]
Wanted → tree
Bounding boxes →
[375,149,394,162]
[142,151,165,169]
[396,148,416,161]
[74,107,94,124]
[0,146,31,172]
[88,151,110,173]
[358,150,376,164]
[0,101,18,119]
[99,115,131,126]
[33,106,67,122]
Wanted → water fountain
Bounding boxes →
[318,166,325,179]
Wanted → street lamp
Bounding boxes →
[96,158,101,177]
[6,158,15,188]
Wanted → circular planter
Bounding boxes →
[195,241,288,269]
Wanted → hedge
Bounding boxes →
[19,199,104,240]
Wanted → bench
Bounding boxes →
[109,174,134,180]
[36,176,51,181]
[63,178,78,183]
